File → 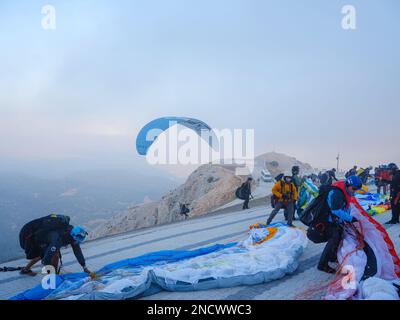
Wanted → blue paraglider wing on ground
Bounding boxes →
[10,223,308,300]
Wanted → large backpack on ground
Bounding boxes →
[19,215,71,258]
[299,187,335,243]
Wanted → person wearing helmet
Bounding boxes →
[291,166,301,190]
[386,163,400,224]
[388,163,398,171]
[317,175,362,273]
[267,174,298,227]
[19,214,93,277]
[274,173,284,182]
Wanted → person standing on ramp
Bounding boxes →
[267,174,298,227]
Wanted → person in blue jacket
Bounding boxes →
[19,215,94,277]
[317,176,362,273]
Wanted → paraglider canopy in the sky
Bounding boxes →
[136,116,217,156]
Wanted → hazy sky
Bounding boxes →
[0,0,399,177]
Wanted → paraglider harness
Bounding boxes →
[235,183,253,201]
[302,182,380,280]
[19,214,70,273]
[345,169,357,179]
[299,186,346,244]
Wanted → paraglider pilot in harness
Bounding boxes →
[267,174,298,227]
[317,176,363,274]
[19,214,94,278]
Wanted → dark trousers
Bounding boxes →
[267,201,295,225]
[390,198,400,223]
[318,224,343,269]
[377,183,387,195]
[243,196,250,209]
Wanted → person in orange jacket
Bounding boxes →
[267,174,298,227]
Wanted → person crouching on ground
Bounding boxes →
[317,176,362,273]
[267,174,298,227]
[19,214,94,278]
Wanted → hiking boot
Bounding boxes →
[385,220,397,225]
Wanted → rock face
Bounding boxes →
[253,152,314,180]
[89,164,243,240]
[89,152,314,240]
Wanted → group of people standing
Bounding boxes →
[374,164,393,196]
[240,162,400,274]
[267,166,340,227]
[344,163,400,224]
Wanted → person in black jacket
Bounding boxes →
[179,203,190,218]
[318,176,362,273]
[327,168,338,184]
[19,215,94,277]
[242,177,253,210]
[386,164,400,224]
[345,166,358,178]
[359,166,372,185]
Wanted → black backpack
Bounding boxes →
[299,187,336,243]
[19,215,71,250]
[235,185,246,200]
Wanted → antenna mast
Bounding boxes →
[336,153,340,172]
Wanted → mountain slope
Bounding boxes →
[90,164,243,239]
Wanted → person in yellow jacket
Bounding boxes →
[267,174,298,227]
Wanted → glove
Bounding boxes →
[83,267,97,280]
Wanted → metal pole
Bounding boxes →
[336,153,340,173]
